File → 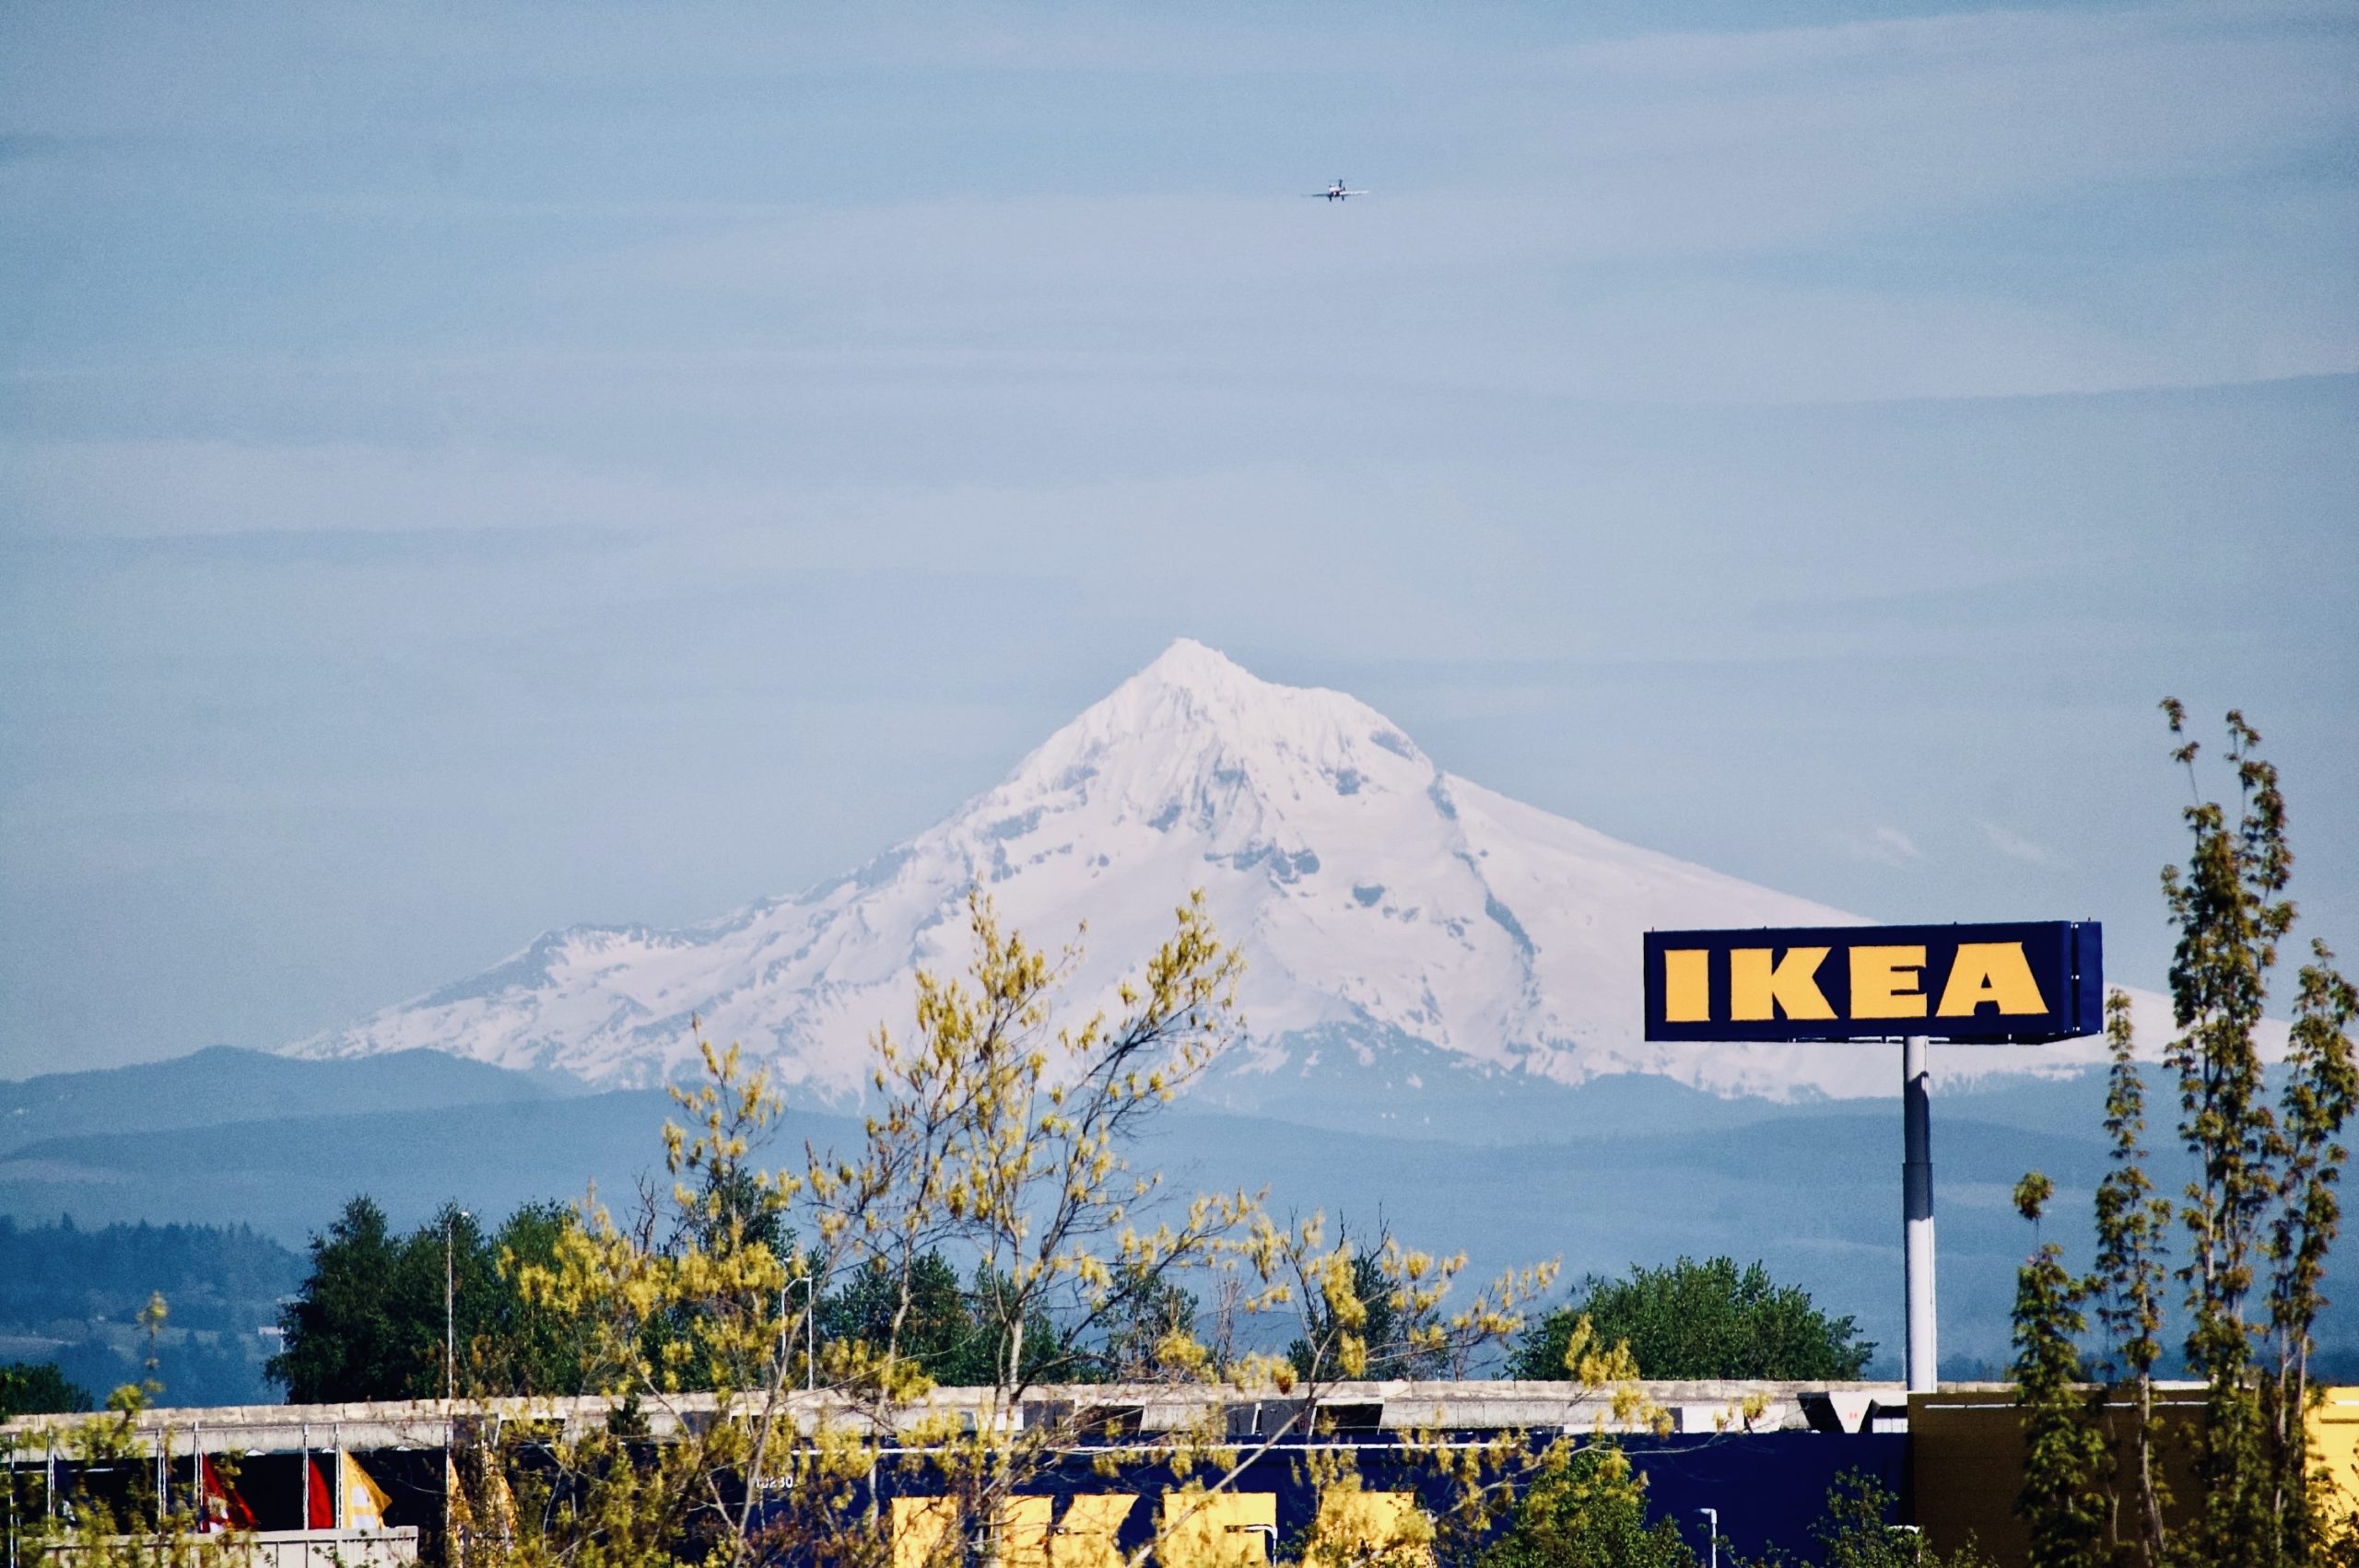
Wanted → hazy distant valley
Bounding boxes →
[0,1042,2259,1392]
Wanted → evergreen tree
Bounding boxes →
[1091,1258,1201,1380]
[818,1251,982,1384]
[1289,1246,1449,1383]
[269,1196,417,1401]
[271,1198,591,1401]
[970,1262,1080,1386]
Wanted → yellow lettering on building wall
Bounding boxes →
[1053,1495,1138,1568]
[1730,947,1835,1021]
[1662,950,1710,1022]
[892,1498,957,1568]
[1000,1496,1057,1568]
[1159,1490,1276,1568]
[1308,1490,1433,1567]
[1850,945,1930,1019]
[1935,942,2048,1017]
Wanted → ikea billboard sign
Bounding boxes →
[1642,920,2103,1044]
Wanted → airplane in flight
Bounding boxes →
[1307,180,1369,202]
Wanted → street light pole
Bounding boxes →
[780,1276,817,1392]
[1696,1508,1719,1568]
[445,1210,471,1404]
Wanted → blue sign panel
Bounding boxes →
[1643,920,2102,1044]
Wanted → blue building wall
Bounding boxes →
[836,1430,1907,1562]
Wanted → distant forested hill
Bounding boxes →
[0,1215,303,1407]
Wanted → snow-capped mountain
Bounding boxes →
[290,639,2127,1100]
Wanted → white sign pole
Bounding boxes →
[1903,1033,1937,1394]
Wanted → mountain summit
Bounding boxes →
[290,640,2102,1100]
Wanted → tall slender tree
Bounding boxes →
[2150,701,2359,1567]
[2011,1173,2108,1568]
[2262,944,2359,1558]
[2160,702,2293,1565]
[2013,706,2353,1567]
[2088,990,2173,1566]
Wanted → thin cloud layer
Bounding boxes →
[0,1,2353,1074]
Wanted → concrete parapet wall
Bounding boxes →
[3,1379,1905,1453]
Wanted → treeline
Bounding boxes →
[273,1189,1869,1402]
[0,1214,299,1331]
[270,1196,1086,1401]
[0,1215,300,1408]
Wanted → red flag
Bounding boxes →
[306,1457,335,1529]
[198,1456,254,1532]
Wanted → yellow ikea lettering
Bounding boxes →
[1937,942,2048,1017]
[1051,1495,1137,1568]
[1662,950,1710,1022]
[1160,1489,1277,1567]
[1000,1496,1057,1568]
[1310,1491,1434,1567]
[1730,947,1835,1021]
[1850,945,1930,1019]
[892,1499,955,1568]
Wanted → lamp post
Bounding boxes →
[445,1210,471,1404]
[781,1275,817,1392]
[1696,1508,1719,1568]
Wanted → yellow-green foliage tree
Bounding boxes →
[468,891,1582,1568]
[1,1293,260,1568]
[2012,706,2357,1568]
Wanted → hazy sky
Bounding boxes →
[3,1,2353,1079]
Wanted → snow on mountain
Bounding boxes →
[288,639,2130,1100]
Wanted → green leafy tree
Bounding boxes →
[480,1201,596,1395]
[2009,1174,2107,1568]
[1477,1445,1696,1568]
[0,1360,91,1416]
[1795,1472,1993,1568]
[1512,1256,1872,1381]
